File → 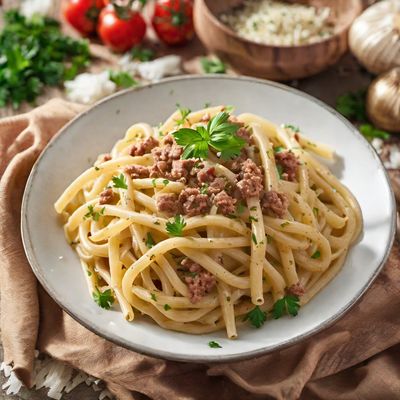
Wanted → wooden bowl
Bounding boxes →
[194,0,362,81]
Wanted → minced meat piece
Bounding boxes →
[225,148,249,173]
[150,142,183,178]
[156,193,180,217]
[208,177,226,195]
[261,191,289,218]
[213,190,237,215]
[197,167,216,184]
[275,151,299,181]
[236,159,264,199]
[124,165,150,179]
[287,282,305,297]
[99,188,115,205]
[236,127,253,144]
[181,258,216,303]
[130,136,159,157]
[179,187,210,217]
[169,159,196,182]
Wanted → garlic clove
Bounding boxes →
[367,67,400,133]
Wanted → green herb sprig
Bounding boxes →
[201,57,226,74]
[0,11,90,109]
[272,295,300,319]
[166,215,186,237]
[109,71,137,88]
[172,111,246,160]
[244,306,267,328]
[112,174,128,189]
[93,288,114,309]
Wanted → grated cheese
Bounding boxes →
[220,0,335,46]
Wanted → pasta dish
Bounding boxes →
[54,105,362,339]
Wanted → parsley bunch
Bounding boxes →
[0,11,90,109]
[173,111,246,160]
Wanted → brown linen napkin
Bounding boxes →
[1,99,400,400]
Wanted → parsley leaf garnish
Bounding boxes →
[359,124,390,140]
[208,340,222,348]
[251,233,258,245]
[93,288,114,309]
[163,179,170,186]
[274,146,285,153]
[164,304,171,311]
[109,70,137,88]
[166,215,186,237]
[150,292,157,301]
[272,295,300,319]
[145,232,155,248]
[84,205,105,222]
[201,57,226,74]
[336,90,367,121]
[175,104,191,125]
[200,184,209,194]
[131,45,154,61]
[244,306,267,328]
[173,111,246,160]
[311,250,321,259]
[112,174,128,189]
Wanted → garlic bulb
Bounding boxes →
[349,0,400,74]
[366,67,400,133]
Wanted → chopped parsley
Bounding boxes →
[163,304,171,311]
[251,233,258,245]
[166,215,186,237]
[280,221,290,228]
[87,270,92,277]
[359,124,390,140]
[311,250,321,259]
[93,288,114,310]
[250,206,257,211]
[84,205,105,222]
[208,340,222,348]
[175,104,191,125]
[131,45,154,62]
[204,101,211,108]
[336,90,366,121]
[249,216,258,223]
[152,178,157,188]
[112,174,128,189]
[244,306,267,328]
[224,105,235,113]
[109,70,137,88]
[313,207,319,217]
[163,179,170,186]
[284,124,300,132]
[266,234,273,244]
[150,292,157,301]
[274,146,284,153]
[276,164,284,179]
[200,184,209,194]
[201,57,226,74]
[272,295,300,319]
[145,232,155,249]
[173,112,245,160]
[236,201,246,214]
[94,166,100,171]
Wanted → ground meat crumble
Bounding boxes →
[275,151,299,181]
[178,187,210,217]
[99,188,115,205]
[124,165,150,179]
[287,282,305,297]
[129,136,159,157]
[236,158,264,199]
[261,191,289,218]
[181,258,216,303]
[156,193,179,217]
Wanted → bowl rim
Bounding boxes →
[196,0,363,50]
[21,74,396,363]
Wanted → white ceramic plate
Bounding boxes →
[21,76,395,362]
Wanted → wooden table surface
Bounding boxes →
[0,1,375,399]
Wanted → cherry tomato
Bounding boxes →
[152,0,194,46]
[97,5,147,52]
[63,0,105,36]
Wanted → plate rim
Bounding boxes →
[21,75,396,363]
